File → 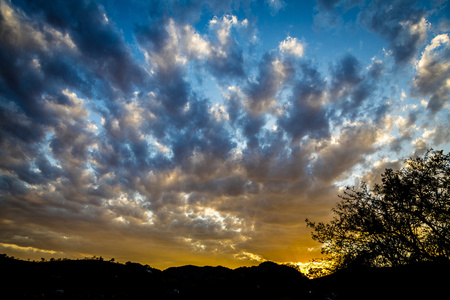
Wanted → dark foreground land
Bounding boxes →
[1,255,448,299]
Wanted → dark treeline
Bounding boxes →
[1,254,448,299]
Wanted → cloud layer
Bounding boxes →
[0,0,448,268]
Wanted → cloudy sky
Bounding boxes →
[0,0,449,269]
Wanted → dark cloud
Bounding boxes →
[367,58,385,80]
[358,0,428,65]
[329,54,364,113]
[0,0,147,226]
[207,43,246,81]
[432,122,450,146]
[14,0,148,92]
[312,123,380,184]
[0,0,149,188]
[240,114,266,150]
[327,54,386,122]
[245,53,295,115]
[278,62,330,143]
[241,128,290,180]
[330,54,362,86]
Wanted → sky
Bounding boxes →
[0,0,449,270]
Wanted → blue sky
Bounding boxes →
[0,0,449,269]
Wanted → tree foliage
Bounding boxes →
[306,150,450,270]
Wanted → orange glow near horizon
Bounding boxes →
[0,241,327,275]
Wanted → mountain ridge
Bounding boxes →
[1,254,447,299]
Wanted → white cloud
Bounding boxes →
[416,34,449,71]
[279,36,304,58]
[400,16,428,46]
[401,89,407,101]
[210,15,239,46]
[414,34,450,113]
[210,103,229,122]
[183,25,212,59]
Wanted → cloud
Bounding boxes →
[18,0,147,92]
[245,53,295,115]
[358,0,428,65]
[431,123,450,146]
[205,14,249,80]
[279,36,305,58]
[159,0,236,24]
[361,158,402,187]
[313,0,362,28]
[312,122,382,184]
[0,0,154,253]
[278,62,330,143]
[266,0,286,15]
[136,14,249,83]
[329,54,363,99]
[327,54,387,122]
[413,34,450,114]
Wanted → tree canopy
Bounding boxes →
[306,150,450,270]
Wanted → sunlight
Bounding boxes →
[289,260,334,278]
[114,216,129,224]
[0,243,58,255]
[234,251,266,262]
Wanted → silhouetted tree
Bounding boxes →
[306,150,450,270]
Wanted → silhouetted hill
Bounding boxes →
[0,254,162,299]
[308,259,449,300]
[161,261,309,299]
[1,254,448,299]
[0,255,309,299]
